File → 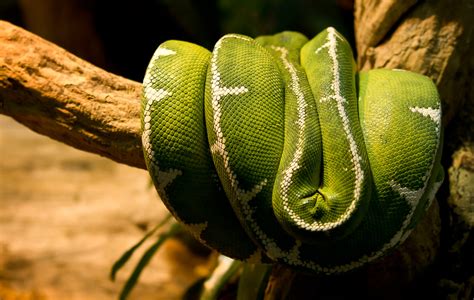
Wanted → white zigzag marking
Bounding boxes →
[326,117,443,274]
[245,30,442,274]
[409,104,442,211]
[388,104,442,242]
[143,46,176,87]
[313,27,364,230]
[247,29,354,273]
[292,179,428,274]
[142,89,172,162]
[156,168,182,191]
[149,167,183,217]
[149,163,205,236]
[142,45,176,105]
[388,180,424,243]
[424,178,442,212]
[271,46,326,231]
[209,34,267,199]
[232,30,366,272]
[142,46,208,240]
[153,163,209,242]
[143,88,171,111]
[299,35,442,273]
[324,160,441,273]
[315,41,331,54]
[255,29,366,274]
[209,36,250,174]
[143,46,176,88]
[409,106,441,131]
[154,47,176,57]
[389,181,424,208]
[210,35,283,257]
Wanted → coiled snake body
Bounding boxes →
[141,28,443,274]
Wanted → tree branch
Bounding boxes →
[0,20,145,169]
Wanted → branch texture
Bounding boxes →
[0,20,145,169]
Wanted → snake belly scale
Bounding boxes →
[141,28,444,274]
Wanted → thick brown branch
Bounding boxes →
[0,20,145,169]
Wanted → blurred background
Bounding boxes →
[0,1,354,299]
[0,0,353,81]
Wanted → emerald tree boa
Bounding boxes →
[140,28,444,274]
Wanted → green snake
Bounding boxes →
[140,28,444,274]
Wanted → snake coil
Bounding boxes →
[141,28,443,274]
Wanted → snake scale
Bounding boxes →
[140,28,444,274]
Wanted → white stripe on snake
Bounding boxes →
[140,28,444,274]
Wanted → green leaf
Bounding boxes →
[110,215,172,281]
[199,256,242,300]
[119,222,181,300]
[237,263,272,300]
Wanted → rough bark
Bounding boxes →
[264,265,296,300]
[0,20,145,169]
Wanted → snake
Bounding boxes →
[140,28,444,274]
